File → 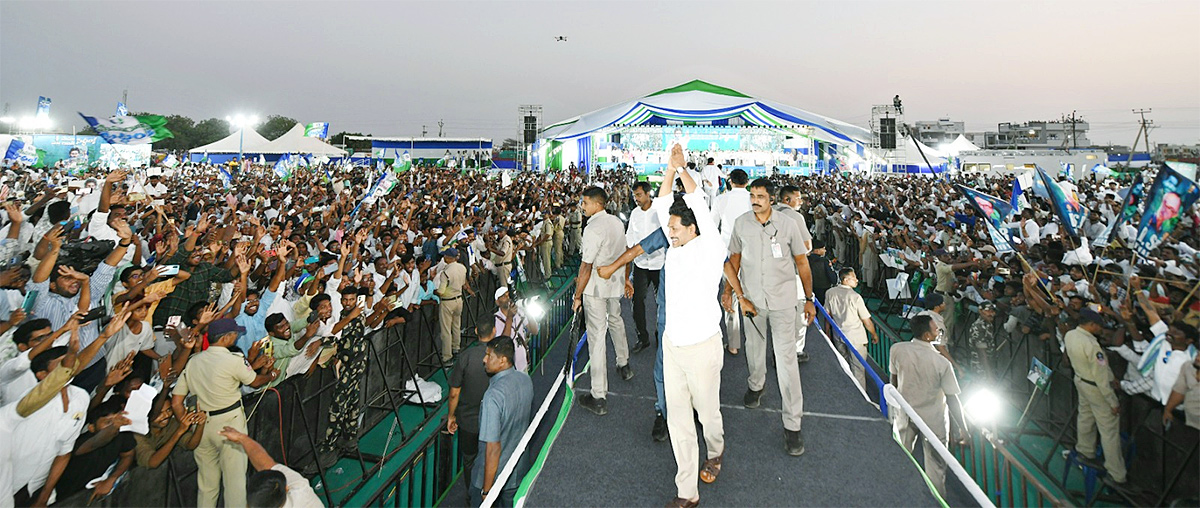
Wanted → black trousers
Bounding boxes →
[632,266,660,344]
[459,428,480,501]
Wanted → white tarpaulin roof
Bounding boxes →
[188,128,271,154]
[903,135,948,169]
[539,80,872,146]
[256,124,347,156]
[943,134,981,156]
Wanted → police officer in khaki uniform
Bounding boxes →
[722,178,814,456]
[552,209,566,270]
[573,186,632,416]
[437,248,474,362]
[889,314,966,497]
[172,319,277,508]
[1064,309,1128,488]
[568,205,583,256]
[487,229,514,289]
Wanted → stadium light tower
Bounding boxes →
[225,114,260,166]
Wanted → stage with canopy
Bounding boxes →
[534,79,873,176]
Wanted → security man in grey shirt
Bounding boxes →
[776,184,814,362]
[573,186,633,416]
[723,178,815,456]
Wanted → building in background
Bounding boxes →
[983,120,1091,150]
[911,118,965,148]
[1157,143,1200,164]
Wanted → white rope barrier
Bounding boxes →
[884,384,995,508]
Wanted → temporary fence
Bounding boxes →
[813,297,997,507]
[111,262,586,507]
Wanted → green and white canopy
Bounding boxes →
[540,80,871,146]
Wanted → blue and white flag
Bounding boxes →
[1010,174,1025,213]
[1134,166,1199,257]
[35,96,51,121]
[362,170,399,205]
[218,166,233,188]
[303,122,329,139]
[116,102,128,117]
[1059,161,1074,181]
[1,136,25,162]
[161,154,179,168]
[79,113,173,144]
[1094,173,1142,249]
[1036,165,1086,238]
[274,153,294,180]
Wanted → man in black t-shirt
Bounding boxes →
[55,399,137,504]
[446,316,497,501]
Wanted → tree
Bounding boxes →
[257,115,298,140]
[192,118,232,148]
[330,132,371,152]
[152,114,198,151]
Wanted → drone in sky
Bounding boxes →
[554,36,567,42]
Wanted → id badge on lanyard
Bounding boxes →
[771,238,783,259]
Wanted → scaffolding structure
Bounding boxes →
[870,104,904,173]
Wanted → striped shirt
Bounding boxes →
[27,262,118,366]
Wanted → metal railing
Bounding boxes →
[951,430,1068,507]
[138,268,503,507]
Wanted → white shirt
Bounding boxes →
[145,182,168,197]
[625,205,665,270]
[10,386,88,495]
[655,191,725,345]
[1021,220,1040,246]
[0,351,36,407]
[700,164,723,195]
[87,211,135,264]
[272,464,323,508]
[710,187,751,247]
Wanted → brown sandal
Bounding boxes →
[699,455,722,483]
[666,497,699,508]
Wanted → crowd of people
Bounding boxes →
[791,170,1199,502]
[0,158,624,507]
[0,146,1194,507]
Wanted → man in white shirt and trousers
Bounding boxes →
[626,181,665,353]
[710,169,752,355]
[656,146,727,508]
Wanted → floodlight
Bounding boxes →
[964,388,1003,425]
[0,117,14,124]
[519,295,547,321]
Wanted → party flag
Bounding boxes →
[955,184,1015,253]
[1094,173,1142,248]
[1133,166,1199,257]
[1035,165,1086,238]
[79,113,174,144]
[303,122,329,139]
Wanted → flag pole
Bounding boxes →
[1010,247,1061,307]
[1176,279,1200,313]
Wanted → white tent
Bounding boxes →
[943,134,981,156]
[256,123,347,156]
[901,135,948,171]
[188,128,271,154]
